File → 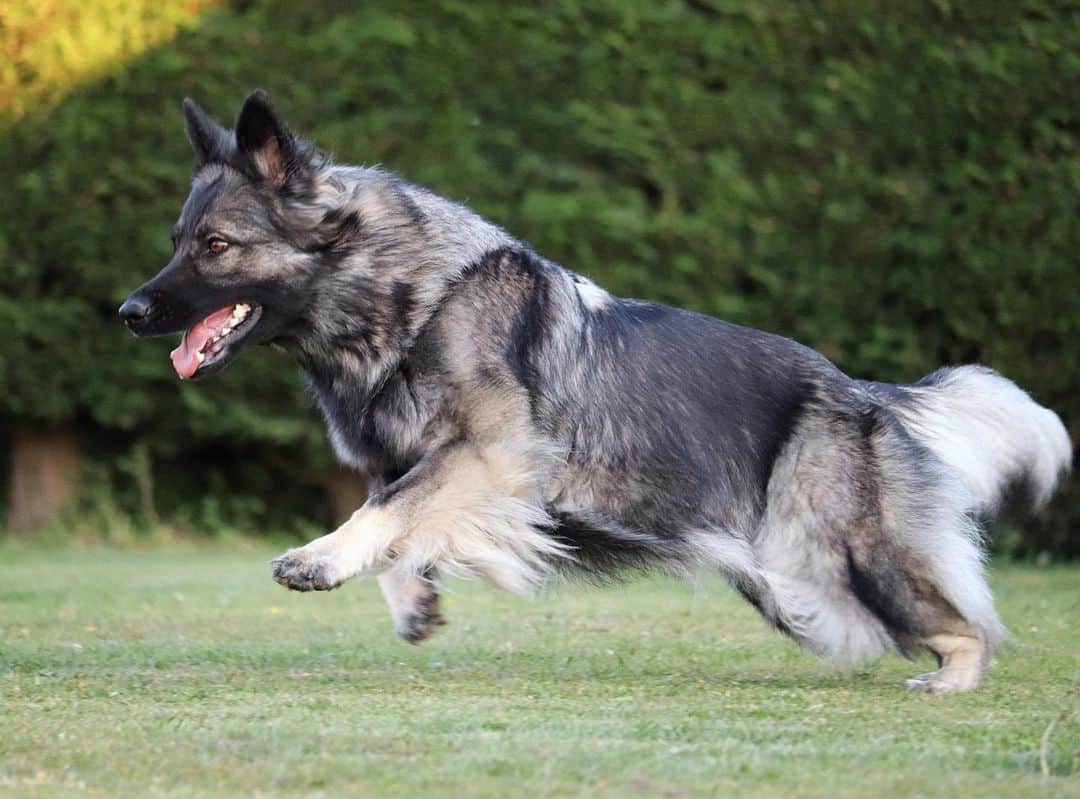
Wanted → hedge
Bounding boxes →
[1,0,1076,552]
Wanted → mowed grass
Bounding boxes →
[0,547,1076,798]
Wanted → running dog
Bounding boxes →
[120,91,1072,692]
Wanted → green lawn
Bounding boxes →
[0,547,1076,798]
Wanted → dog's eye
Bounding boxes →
[207,238,230,255]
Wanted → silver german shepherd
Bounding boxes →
[121,91,1071,693]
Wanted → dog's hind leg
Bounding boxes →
[752,403,1004,692]
[843,538,993,693]
[904,632,989,693]
[378,569,446,644]
[872,424,1006,693]
[757,502,996,692]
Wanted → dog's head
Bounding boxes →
[120,91,337,379]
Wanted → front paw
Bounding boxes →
[397,592,448,644]
[271,548,345,592]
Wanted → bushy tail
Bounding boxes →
[890,365,1072,519]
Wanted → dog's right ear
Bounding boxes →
[234,90,302,188]
[183,98,231,165]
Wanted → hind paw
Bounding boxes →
[904,672,946,693]
[904,668,982,694]
[905,633,988,694]
[271,548,345,592]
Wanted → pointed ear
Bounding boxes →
[182,98,230,165]
[234,90,299,187]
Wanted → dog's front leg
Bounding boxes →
[271,439,559,598]
[269,449,453,592]
[377,570,446,643]
[271,470,447,642]
[267,462,427,591]
[269,499,403,591]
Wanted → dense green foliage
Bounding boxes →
[1,1,1076,550]
[2,547,1078,795]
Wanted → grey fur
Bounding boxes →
[122,92,1073,692]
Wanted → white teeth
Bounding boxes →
[196,302,252,362]
[198,304,253,363]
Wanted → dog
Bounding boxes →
[120,91,1072,693]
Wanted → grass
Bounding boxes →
[0,546,1076,798]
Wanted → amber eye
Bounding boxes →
[208,238,229,255]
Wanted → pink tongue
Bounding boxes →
[169,306,237,379]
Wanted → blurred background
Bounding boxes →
[1,0,1076,556]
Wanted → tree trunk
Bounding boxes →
[321,467,367,525]
[6,423,81,534]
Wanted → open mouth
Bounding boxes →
[169,303,262,379]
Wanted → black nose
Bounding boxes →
[118,294,153,324]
